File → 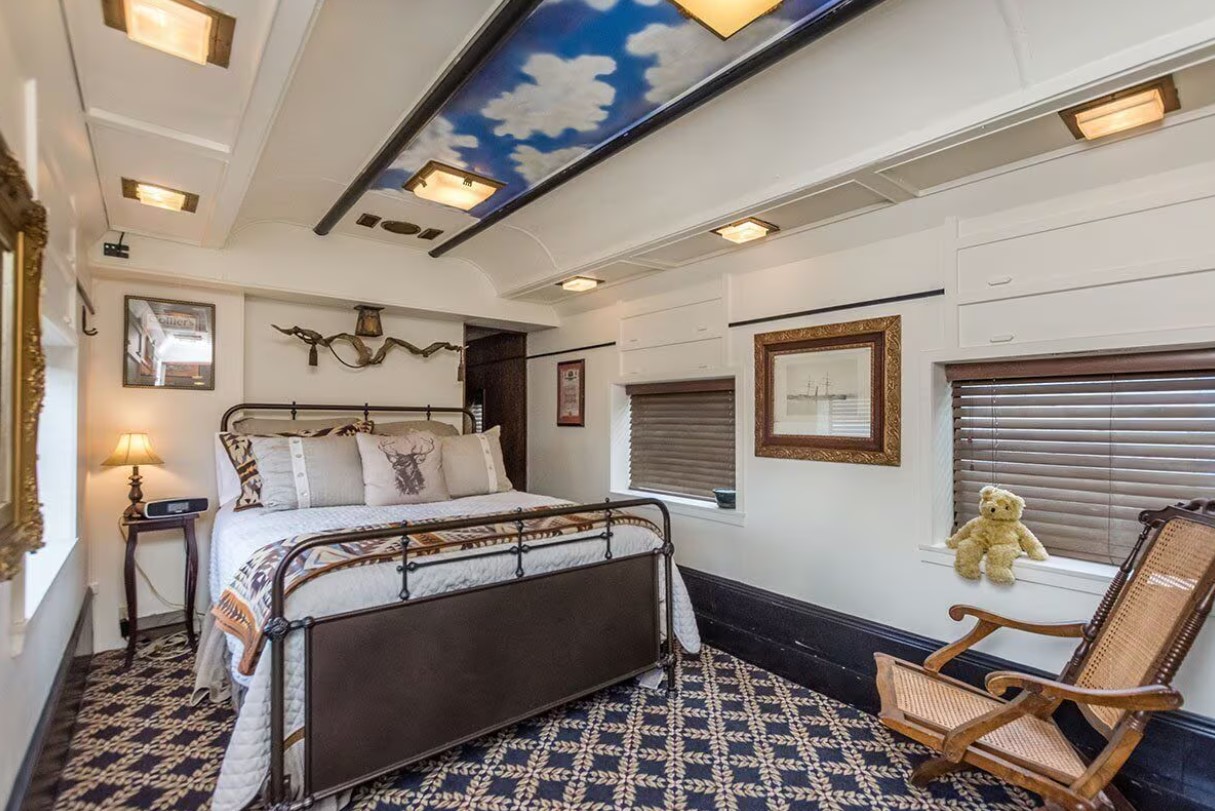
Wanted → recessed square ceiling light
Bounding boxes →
[669,0,786,39]
[713,216,778,245]
[560,277,600,293]
[1059,75,1179,141]
[121,177,199,212]
[101,0,235,67]
[404,161,505,212]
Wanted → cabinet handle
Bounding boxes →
[696,326,708,332]
[989,334,1015,344]
[987,276,1012,286]
[628,338,639,343]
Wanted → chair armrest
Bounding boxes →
[986,672,1184,712]
[924,605,1087,674]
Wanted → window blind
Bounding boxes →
[627,379,735,501]
[950,354,1215,564]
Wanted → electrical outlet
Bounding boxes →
[103,240,129,258]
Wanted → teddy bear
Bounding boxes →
[947,485,1048,584]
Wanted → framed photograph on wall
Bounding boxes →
[557,359,585,426]
[123,296,216,390]
[754,315,900,465]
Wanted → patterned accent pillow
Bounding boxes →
[219,421,371,511]
[356,432,449,506]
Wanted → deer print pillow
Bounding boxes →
[356,432,450,506]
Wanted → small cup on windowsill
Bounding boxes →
[712,489,737,510]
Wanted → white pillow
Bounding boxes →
[356,432,449,506]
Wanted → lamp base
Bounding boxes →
[125,466,146,521]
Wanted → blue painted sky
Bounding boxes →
[373,0,847,218]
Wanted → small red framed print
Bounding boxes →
[557,359,586,426]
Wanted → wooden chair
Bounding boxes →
[875,499,1215,811]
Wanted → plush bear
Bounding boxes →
[947,486,1048,584]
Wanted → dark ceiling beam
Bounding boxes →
[430,0,886,258]
[313,0,547,237]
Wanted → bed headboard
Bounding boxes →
[220,402,476,433]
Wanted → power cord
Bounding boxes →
[117,518,205,661]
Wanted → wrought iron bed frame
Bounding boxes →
[219,403,676,810]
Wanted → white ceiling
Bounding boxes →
[65,0,1215,310]
[63,0,321,246]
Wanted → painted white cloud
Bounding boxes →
[511,144,589,185]
[390,116,478,175]
[482,53,617,139]
[626,18,787,105]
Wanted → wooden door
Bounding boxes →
[464,331,527,489]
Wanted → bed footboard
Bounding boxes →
[265,498,675,810]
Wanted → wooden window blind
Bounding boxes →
[949,351,1215,564]
[627,379,735,501]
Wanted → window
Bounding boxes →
[948,350,1215,565]
[627,379,735,501]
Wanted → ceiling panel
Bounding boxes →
[64,0,278,145]
[91,122,227,243]
[758,181,891,228]
[512,261,656,304]
[878,114,1073,192]
[634,232,727,267]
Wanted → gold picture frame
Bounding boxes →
[754,315,900,465]
[0,132,46,581]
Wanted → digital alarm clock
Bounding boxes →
[140,497,209,518]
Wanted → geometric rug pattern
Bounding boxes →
[51,647,1038,810]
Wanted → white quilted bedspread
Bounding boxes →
[207,492,702,811]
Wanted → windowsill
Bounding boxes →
[611,490,747,527]
[24,536,79,620]
[919,542,1116,595]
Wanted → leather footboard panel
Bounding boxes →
[305,553,661,796]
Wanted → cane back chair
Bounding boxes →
[875,499,1215,811]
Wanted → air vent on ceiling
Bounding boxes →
[418,228,444,240]
[356,213,381,228]
[381,220,421,235]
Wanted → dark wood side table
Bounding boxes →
[122,514,199,668]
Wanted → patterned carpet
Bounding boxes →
[51,647,1037,811]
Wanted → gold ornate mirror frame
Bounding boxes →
[0,132,46,582]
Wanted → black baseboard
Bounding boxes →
[6,588,93,811]
[682,567,1215,811]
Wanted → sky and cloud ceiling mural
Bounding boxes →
[372,0,848,219]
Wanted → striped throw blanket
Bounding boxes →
[213,506,661,675]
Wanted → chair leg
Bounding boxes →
[1100,783,1137,811]
[910,756,964,787]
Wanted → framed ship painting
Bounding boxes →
[557,359,585,426]
[754,316,900,465]
[123,296,216,390]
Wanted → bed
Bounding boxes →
[197,403,702,811]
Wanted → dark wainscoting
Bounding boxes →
[8,589,93,811]
[682,568,1215,811]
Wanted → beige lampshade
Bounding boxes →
[102,433,164,467]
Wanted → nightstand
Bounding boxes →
[121,514,199,668]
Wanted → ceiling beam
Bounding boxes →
[312,0,547,237]
[428,0,886,259]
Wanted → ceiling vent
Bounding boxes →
[356,213,381,228]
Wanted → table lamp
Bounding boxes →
[102,432,164,520]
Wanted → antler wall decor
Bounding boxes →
[273,305,464,379]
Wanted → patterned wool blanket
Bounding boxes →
[213,506,662,676]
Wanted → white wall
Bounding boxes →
[244,298,463,411]
[82,285,468,652]
[527,126,1215,719]
[0,0,104,803]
